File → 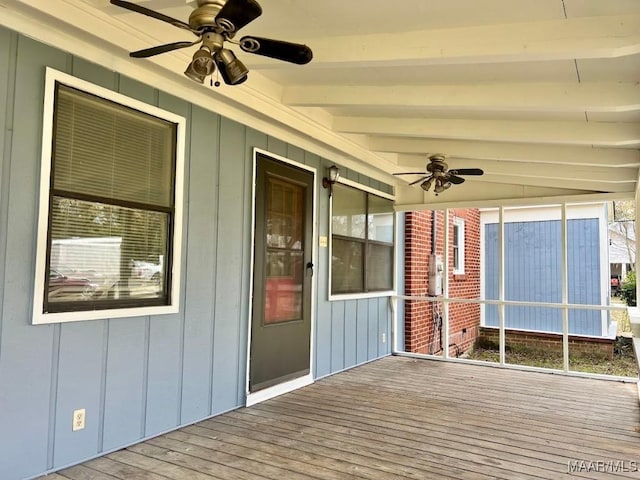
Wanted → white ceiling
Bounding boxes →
[2,0,639,207]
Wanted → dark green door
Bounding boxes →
[250,154,314,393]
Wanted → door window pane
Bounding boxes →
[266,176,304,249]
[264,176,306,324]
[265,251,304,324]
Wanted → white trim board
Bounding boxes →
[245,374,314,407]
[32,68,185,324]
[337,176,396,201]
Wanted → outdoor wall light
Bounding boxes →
[322,165,340,196]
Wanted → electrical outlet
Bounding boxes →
[381,332,386,343]
[72,408,86,431]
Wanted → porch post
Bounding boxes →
[443,209,450,359]
[561,203,569,372]
[498,207,505,365]
[636,178,639,301]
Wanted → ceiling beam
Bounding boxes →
[334,117,640,147]
[466,175,634,193]
[368,138,640,168]
[253,15,640,69]
[284,83,640,113]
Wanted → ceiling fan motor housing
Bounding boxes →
[427,159,447,174]
[190,1,225,31]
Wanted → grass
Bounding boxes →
[468,337,638,378]
[611,295,632,335]
[467,297,638,377]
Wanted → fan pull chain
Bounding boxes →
[211,72,221,88]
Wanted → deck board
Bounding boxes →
[43,356,640,480]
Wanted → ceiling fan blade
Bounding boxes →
[449,168,484,176]
[129,40,201,58]
[392,172,429,176]
[446,174,466,185]
[239,36,313,64]
[110,0,195,33]
[409,176,430,186]
[215,0,263,35]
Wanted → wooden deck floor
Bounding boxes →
[41,356,640,480]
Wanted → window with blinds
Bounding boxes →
[331,183,394,295]
[33,70,184,323]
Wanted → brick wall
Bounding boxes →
[478,327,614,359]
[404,209,481,355]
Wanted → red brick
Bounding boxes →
[404,210,481,356]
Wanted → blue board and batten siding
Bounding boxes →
[0,28,392,480]
[484,219,603,336]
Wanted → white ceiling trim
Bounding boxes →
[467,175,634,193]
[370,138,640,168]
[284,82,639,113]
[334,117,640,147]
[252,14,640,69]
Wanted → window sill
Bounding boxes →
[32,303,179,325]
[329,290,395,301]
[453,274,466,281]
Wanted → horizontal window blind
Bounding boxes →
[54,85,174,207]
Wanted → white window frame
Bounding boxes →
[453,217,465,275]
[32,68,185,325]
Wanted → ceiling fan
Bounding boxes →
[393,154,484,195]
[110,0,313,86]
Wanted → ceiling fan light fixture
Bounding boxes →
[421,177,435,192]
[214,48,248,85]
[184,47,215,83]
[434,181,452,195]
